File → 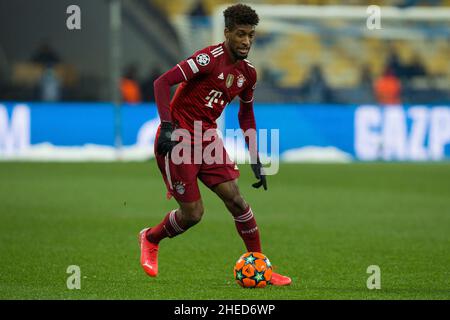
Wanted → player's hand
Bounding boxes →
[251,158,267,191]
[157,121,178,156]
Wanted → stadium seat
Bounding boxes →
[11,63,44,87]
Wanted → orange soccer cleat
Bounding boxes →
[138,228,159,277]
[270,272,292,286]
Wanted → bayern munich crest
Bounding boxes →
[174,181,186,195]
[196,53,210,66]
[237,74,246,88]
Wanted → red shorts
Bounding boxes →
[154,139,240,203]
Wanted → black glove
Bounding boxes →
[251,158,267,191]
[157,122,178,156]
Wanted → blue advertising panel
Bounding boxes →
[0,102,449,161]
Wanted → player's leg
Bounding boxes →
[211,180,261,253]
[146,199,204,244]
[139,199,204,277]
[199,142,261,252]
[139,150,203,277]
[199,143,261,252]
[198,142,291,286]
[211,179,291,286]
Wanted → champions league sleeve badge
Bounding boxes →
[196,53,210,66]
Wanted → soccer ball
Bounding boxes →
[233,252,272,288]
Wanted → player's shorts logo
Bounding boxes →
[174,181,186,195]
[196,53,210,66]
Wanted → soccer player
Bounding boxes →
[139,3,291,286]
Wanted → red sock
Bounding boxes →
[234,206,262,253]
[147,210,185,244]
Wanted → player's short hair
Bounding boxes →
[223,4,259,30]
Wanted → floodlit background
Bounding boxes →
[0,0,449,300]
[1,0,450,104]
[1,0,450,161]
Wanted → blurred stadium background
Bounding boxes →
[1,1,450,300]
[0,0,449,161]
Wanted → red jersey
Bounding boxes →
[171,42,257,134]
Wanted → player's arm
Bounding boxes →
[238,79,267,191]
[153,65,184,155]
[153,50,214,155]
[153,65,185,123]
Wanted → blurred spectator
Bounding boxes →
[402,53,428,93]
[29,42,63,101]
[301,65,332,104]
[39,67,62,102]
[359,64,375,103]
[261,66,278,87]
[373,67,402,105]
[31,42,61,67]
[189,0,209,28]
[189,0,207,17]
[121,64,142,103]
[404,54,427,79]
[141,67,161,102]
[386,48,405,78]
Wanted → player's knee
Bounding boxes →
[185,209,203,226]
[187,208,203,225]
[226,194,247,213]
[180,202,204,226]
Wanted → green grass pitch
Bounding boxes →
[0,162,449,299]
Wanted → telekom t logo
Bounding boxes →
[205,90,225,108]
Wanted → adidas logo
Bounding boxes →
[218,73,224,80]
[211,46,224,58]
